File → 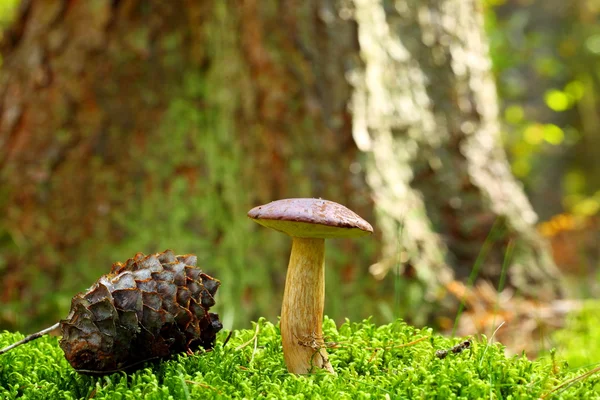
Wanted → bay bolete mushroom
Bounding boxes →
[247,198,373,374]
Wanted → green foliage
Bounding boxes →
[1,317,598,399]
[0,0,18,28]
[484,0,600,218]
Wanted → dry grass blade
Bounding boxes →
[235,323,260,351]
[185,380,221,394]
[541,364,600,399]
[365,335,430,351]
[367,336,430,363]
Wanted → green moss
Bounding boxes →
[553,301,600,369]
[1,317,597,399]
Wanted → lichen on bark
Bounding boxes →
[351,0,562,312]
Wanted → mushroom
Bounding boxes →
[247,198,373,374]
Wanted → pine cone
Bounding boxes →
[59,250,222,374]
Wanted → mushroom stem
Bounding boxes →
[280,237,334,374]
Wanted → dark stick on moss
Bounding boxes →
[0,323,60,356]
[222,331,233,349]
[435,339,472,360]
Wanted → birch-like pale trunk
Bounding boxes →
[351,0,562,316]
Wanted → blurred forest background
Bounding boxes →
[0,0,598,357]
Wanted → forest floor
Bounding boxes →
[1,316,599,399]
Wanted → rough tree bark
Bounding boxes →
[0,0,561,331]
[0,0,372,331]
[351,0,562,316]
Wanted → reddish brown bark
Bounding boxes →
[0,0,372,331]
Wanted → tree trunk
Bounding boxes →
[352,0,562,321]
[0,0,561,332]
[0,0,373,331]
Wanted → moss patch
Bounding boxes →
[0,318,597,399]
[553,301,600,370]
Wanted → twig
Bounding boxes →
[540,364,600,399]
[0,322,60,356]
[185,380,221,394]
[436,339,472,360]
[221,330,233,349]
[235,323,260,351]
[365,335,429,351]
[366,336,429,363]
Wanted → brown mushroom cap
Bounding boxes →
[247,198,373,239]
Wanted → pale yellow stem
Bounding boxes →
[280,237,334,374]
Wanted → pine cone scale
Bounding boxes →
[84,284,112,304]
[200,274,219,297]
[88,298,117,321]
[112,273,136,290]
[112,288,142,311]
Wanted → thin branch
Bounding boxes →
[221,330,233,349]
[0,322,60,356]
